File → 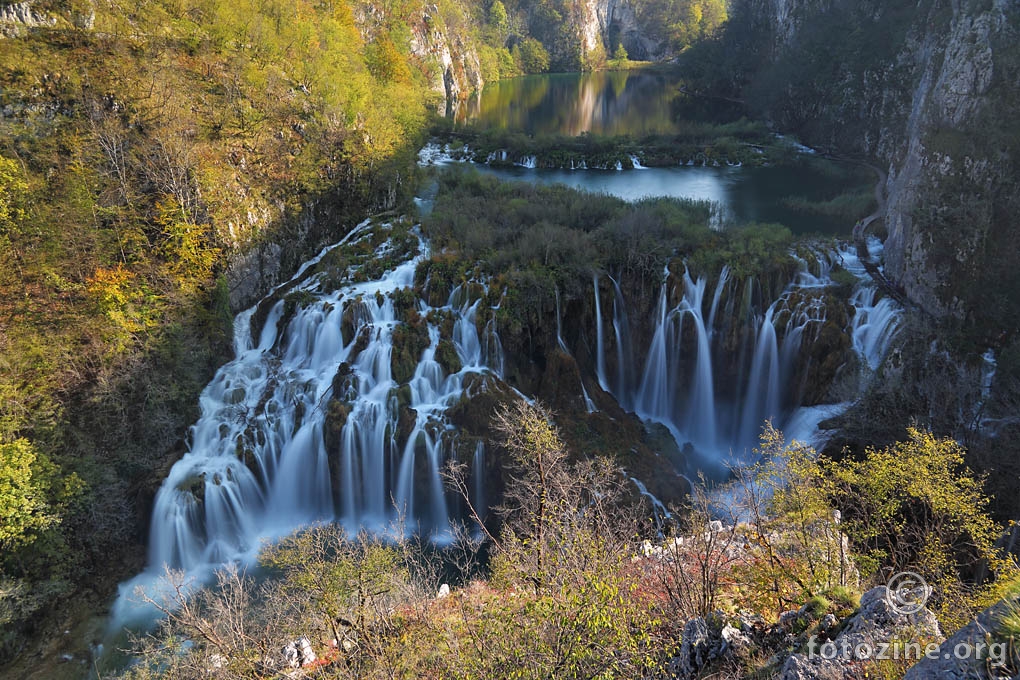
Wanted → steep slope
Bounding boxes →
[726,0,1019,332]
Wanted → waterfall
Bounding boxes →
[593,276,610,392]
[472,441,486,518]
[555,286,568,352]
[739,303,781,446]
[610,275,632,408]
[605,240,903,470]
[679,272,717,451]
[707,265,730,338]
[635,280,674,422]
[558,286,597,413]
[850,287,902,370]
[115,222,504,624]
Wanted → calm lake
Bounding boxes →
[434,70,872,236]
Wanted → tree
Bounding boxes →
[489,0,509,42]
[0,156,27,238]
[445,401,660,679]
[0,440,66,552]
[513,37,550,74]
[613,43,628,61]
[824,428,1011,629]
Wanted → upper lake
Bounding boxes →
[433,70,873,236]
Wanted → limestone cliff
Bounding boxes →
[737,0,1019,325]
[589,0,664,61]
[407,4,484,112]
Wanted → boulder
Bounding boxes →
[780,586,942,680]
[282,636,317,669]
[902,593,1019,679]
[672,612,754,678]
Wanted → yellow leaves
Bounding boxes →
[0,155,28,238]
[0,438,81,552]
[87,264,159,350]
[155,195,220,297]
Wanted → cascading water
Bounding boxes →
[114,220,504,623]
[593,237,902,473]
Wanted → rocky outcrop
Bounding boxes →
[671,612,756,678]
[901,590,1018,679]
[408,5,483,112]
[590,0,662,61]
[881,1,1014,318]
[781,586,942,680]
[0,1,56,37]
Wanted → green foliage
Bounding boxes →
[823,428,1010,629]
[450,400,661,678]
[631,0,727,54]
[0,439,74,552]
[724,426,859,616]
[513,36,550,73]
[0,155,27,239]
[261,525,408,647]
[0,0,450,660]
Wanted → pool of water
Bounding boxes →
[435,70,872,236]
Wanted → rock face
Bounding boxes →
[901,592,1018,679]
[740,0,1019,320]
[0,1,56,37]
[408,5,484,112]
[672,612,756,678]
[780,586,942,680]
[590,0,662,61]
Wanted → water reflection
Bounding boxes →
[447,162,865,236]
[454,70,684,136]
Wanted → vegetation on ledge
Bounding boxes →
[429,117,783,169]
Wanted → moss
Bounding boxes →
[828,265,858,298]
[283,289,318,322]
[390,321,430,384]
[435,339,463,375]
[349,326,372,364]
[331,362,355,401]
[803,595,831,619]
[175,474,206,505]
[341,297,366,343]
[390,287,420,322]
[324,399,350,450]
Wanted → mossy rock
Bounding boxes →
[234,431,262,479]
[283,289,318,322]
[390,384,413,409]
[390,287,420,322]
[396,406,417,448]
[324,399,350,450]
[341,296,371,343]
[426,308,456,340]
[348,326,372,364]
[415,254,465,307]
[828,265,858,298]
[176,473,206,504]
[331,362,356,401]
[390,321,430,384]
[435,339,462,375]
